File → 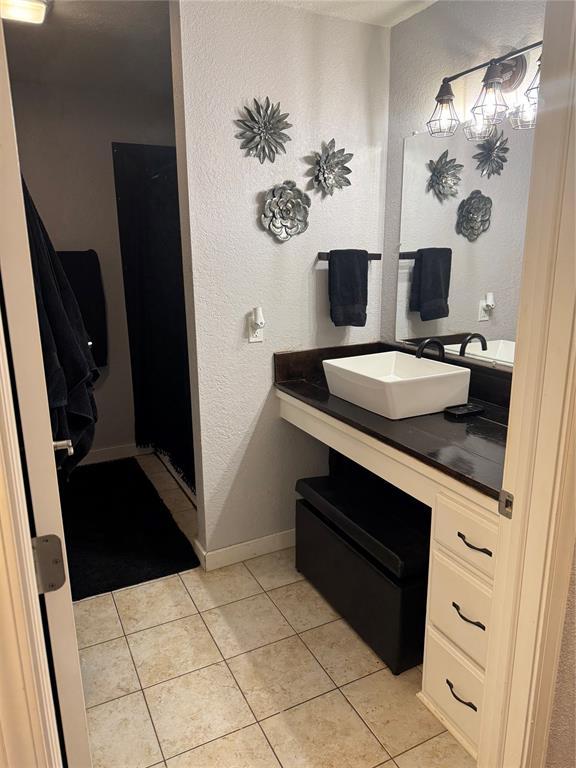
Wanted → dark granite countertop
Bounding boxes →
[274,344,509,500]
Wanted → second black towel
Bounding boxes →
[329,249,369,327]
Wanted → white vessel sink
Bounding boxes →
[445,339,515,366]
[323,351,470,420]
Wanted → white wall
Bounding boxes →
[396,128,534,341]
[9,80,175,454]
[172,0,389,551]
[382,0,546,340]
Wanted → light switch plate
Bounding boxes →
[478,299,489,321]
[249,326,264,343]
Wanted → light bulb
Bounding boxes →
[509,101,537,130]
[472,62,508,125]
[0,0,47,23]
[463,116,495,141]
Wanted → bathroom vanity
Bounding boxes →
[275,342,511,761]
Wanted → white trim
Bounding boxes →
[82,444,153,465]
[203,528,296,572]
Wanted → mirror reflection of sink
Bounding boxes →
[323,352,470,420]
[445,339,515,366]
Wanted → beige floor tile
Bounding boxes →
[166,724,280,768]
[148,472,179,492]
[244,548,304,590]
[137,454,165,475]
[87,691,162,768]
[228,635,334,720]
[202,594,294,658]
[145,661,254,758]
[394,731,474,768]
[267,581,339,632]
[341,668,444,757]
[80,637,140,708]
[170,506,198,546]
[74,594,123,649]
[114,576,197,633]
[261,689,389,768]
[300,619,385,685]
[127,614,222,687]
[180,563,262,611]
[159,489,193,513]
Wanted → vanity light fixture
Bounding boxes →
[427,40,543,138]
[426,80,460,137]
[0,0,48,23]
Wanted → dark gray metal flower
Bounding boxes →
[426,149,464,202]
[456,190,492,241]
[473,130,509,178]
[312,138,353,195]
[235,97,292,164]
[261,181,311,242]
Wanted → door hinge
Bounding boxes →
[499,489,514,519]
[32,535,66,594]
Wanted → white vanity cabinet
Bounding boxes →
[277,389,502,763]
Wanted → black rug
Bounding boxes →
[60,458,200,600]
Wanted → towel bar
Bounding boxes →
[317,252,381,261]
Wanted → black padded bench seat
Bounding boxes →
[295,461,431,674]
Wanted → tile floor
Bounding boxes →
[75,547,476,768]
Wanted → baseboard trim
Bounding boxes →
[203,529,295,571]
[157,453,197,507]
[82,444,153,465]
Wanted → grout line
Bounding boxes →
[111,592,166,764]
[387,729,448,760]
[177,571,263,612]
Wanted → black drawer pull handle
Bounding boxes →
[452,602,486,631]
[446,679,478,712]
[457,531,493,558]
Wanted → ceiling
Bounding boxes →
[4,0,434,93]
[4,1,172,95]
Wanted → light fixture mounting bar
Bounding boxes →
[443,40,543,85]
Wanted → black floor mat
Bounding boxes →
[60,458,200,600]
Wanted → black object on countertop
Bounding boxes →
[328,249,369,327]
[60,458,199,600]
[296,461,430,674]
[444,403,486,420]
[409,248,452,321]
[58,250,108,368]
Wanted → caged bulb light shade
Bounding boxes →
[472,62,508,125]
[427,80,460,137]
[525,56,541,105]
[509,101,537,130]
[463,116,495,141]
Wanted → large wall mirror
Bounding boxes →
[395,126,535,368]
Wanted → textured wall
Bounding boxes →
[9,80,175,454]
[546,550,576,768]
[382,0,546,340]
[172,1,389,551]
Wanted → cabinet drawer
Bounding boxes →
[429,550,492,668]
[423,626,484,749]
[434,495,498,578]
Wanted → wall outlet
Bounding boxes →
[478,299,490,322]
[249,326,264,343]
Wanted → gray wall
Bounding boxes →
[10,80,175,455]
[172,1,390,552]
[382,0,546,340]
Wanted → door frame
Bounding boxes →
[0,2,574,767]
[0,20,91,768]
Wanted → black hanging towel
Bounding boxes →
[328,249,369,327]
[112,143,195,490]
[409,248,452,321]
[22,181,99,473]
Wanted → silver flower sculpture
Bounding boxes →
[473,130,509,178]
[312,138,353,195]
[261,181,311,242]
[456,190,492,242]
[426,150,464,202]
[235,97,292,164]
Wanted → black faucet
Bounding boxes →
[459,333,488,357]
[416,337,446,361]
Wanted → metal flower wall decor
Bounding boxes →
[312,138,353,195]
[261,181,311,242]
[473,130,509,178]
[426,150,464,202]
[456,190,492,241]
[235,97,292,164]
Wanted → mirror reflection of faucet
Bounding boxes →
[478,292,495,321]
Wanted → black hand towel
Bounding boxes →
[409,247,452,321]
[329,249,369,327]
[58,250,108,367]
